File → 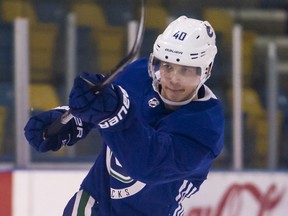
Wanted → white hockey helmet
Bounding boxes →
[148,16,217,105]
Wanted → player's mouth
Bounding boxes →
[162,87,186,100]
[165,86,184,93]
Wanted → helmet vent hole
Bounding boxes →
[165,56,168,59]
[176,58,180,62]
[200,51,206,57]
[196,35,200,39]
[190,53,198,59]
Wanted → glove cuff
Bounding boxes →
[97,85,132,130]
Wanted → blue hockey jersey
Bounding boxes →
[80,58,224,215]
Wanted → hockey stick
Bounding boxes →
[44,0,146,137]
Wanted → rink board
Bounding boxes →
[0,170,287,216]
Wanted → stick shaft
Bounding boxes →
[44,0,146,137]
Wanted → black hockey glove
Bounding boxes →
[24,107,93,152]
[68,72,131,128]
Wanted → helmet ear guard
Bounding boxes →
[148,16,217,105]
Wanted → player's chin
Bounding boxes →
[169,88,197,102]
[164,92,186,102]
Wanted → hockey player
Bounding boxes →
[24,16,224,216]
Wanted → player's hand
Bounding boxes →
[24,108,91,152]
[68,72,123,125]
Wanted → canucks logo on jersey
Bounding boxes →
[106,147,146,199]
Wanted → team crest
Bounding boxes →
[106,147,146,199]
[205,24,214,38]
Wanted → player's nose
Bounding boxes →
[169,70,182,84]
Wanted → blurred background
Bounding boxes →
[0,0,287,171]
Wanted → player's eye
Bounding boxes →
[180,68,189,75]
[179,67,196,76]
[161,62,173,71]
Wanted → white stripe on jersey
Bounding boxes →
[72,190,83,216]
[173,180,198,216]
[71,189,96,216]
[85,196,95,215]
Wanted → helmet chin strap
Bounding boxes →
[159,94,194,107]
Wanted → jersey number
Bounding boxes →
[173,31,187,41]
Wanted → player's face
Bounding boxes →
[159,62,201,102]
